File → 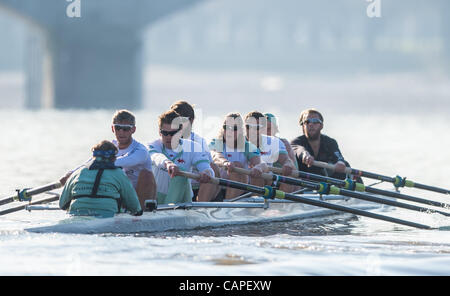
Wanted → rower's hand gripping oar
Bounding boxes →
[312,160,450,195]
[0,181,62,207]
[177,171,433,230]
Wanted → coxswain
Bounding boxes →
[59,140,142,217]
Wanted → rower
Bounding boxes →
[209,112,266,199]
[244,111,297,193]
[169,100,220,201]
[291,108,361,182]
[148,109,215,204]
[59,140,142,217]
[263,112,298,170]
[110,109,156,208]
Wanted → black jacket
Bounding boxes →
[290,134,350,180]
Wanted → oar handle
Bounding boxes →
[268,166,300,178]
[178,169,274,187]
[312,160,353,174]
[228,167,274,182]
[177,171,221,185]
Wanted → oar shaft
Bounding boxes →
[312,160,393,182]
[0,195,60,216]
[0,181,62,206]
[312,160,449,195]
[270,167,450,209]
[280,191,431,230]
[364,186,449,209]
[271,166,344,186]
[178,171,432,229]
[237,167,450,217]
[338,187,450,217]
[0,196,14,206]
[24,181,62,197]
[412,182,450,195]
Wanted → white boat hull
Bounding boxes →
[24,195,379,234]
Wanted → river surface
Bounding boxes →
[0,69,449,275]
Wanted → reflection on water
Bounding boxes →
[113,214,359,239]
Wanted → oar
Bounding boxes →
[0,193,60,216]
[313,160,450,195]
[229,167,450,217]
[0,181,62,206]
[228,187,309,202]
[177,171,433,230]
[269,167,450,210]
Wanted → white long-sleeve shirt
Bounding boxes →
[148,138,213,176]
[257,134,288,166]
[112,139,152,188]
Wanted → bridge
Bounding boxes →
[0,0,449,109]
[0,0,203,109]
[145,0,450,73]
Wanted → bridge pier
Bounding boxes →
[24,28,45,109]
[0,0,202,109]
[49,28,143,109]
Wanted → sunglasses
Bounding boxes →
[160,128,181,136]
[113,124,134,131]
[302,118,322,125]
[223,125,239,131]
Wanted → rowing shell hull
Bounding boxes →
[25,195,378,234]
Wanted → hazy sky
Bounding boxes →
[0,0,449,110]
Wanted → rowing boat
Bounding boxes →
[22,193,380,234]
[3,164,447,233]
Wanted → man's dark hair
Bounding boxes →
[112,109,136,125]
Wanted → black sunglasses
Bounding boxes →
[113,124,134,131]
[302,118,322,125]
[160,129,181,136]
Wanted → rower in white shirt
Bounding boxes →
[110,110,156,208]
[112,138,152,188]
[244,111,297,192]
[148,109,215,204]
[209,112,266,200]
[169,100,219,201]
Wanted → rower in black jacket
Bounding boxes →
[291,108,362,182]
